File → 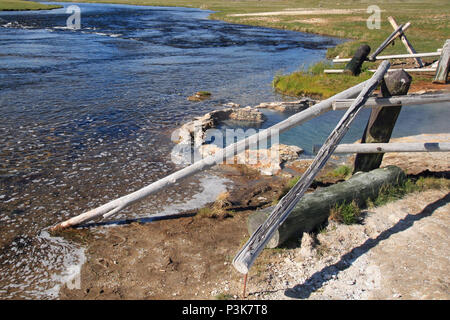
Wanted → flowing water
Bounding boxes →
[0,3,448,299]
[0,2,341,299]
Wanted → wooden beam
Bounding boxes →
[369,68,436,73]
[313,142,450,154]
[247,166,406,248]
[354,69,411,173]
[51,75,372,231]
[388,16,423,67]
[433,40,450,84]
[332,93,450,110]
[232,61,391,274]
[332,51,441,63]
[325,68,436,74]
[369,22,411,61]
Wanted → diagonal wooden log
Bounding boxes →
[433,40,450,84]
[232,61,391,274]
[51,78,373,231]
[388,16,423,67]
[369,23,410,61]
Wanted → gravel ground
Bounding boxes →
[246,188,450,300]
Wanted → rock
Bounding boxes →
[256,98,316,112]
[229,106,266,122]
[299,233,316,258]
[187,91,211,101]
[198,143,303,176]
[173,106,265,145]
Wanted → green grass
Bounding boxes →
[273,61,372,98]
[0,0,62,11]
[328,165,353,180]
[330,176,450,224]
[197,91,211,97]
[369,176,450,208]
[214,293,234,300]
[330,200,361,225]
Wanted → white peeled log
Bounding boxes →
[331,93,450,110]
[332,51,441,63]
[51,79,371,230]
[314,142,450,154]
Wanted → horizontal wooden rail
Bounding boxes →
[325,68,437,74]
[333,51,441,63]
[332,93,450,110]
[313,142,450,154]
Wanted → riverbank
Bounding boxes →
[58,133,450,299]
[0,0,61,11]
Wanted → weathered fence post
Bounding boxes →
[387,16,423,67]
[433,40,450,84]
[344,44,371,75]
[354,69,412,173]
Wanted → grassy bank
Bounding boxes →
[0,0,61,11]
[50,0,448,97]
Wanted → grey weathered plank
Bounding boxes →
[433,40,450,84]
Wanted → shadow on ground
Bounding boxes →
[284,192,450,299]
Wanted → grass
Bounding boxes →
[368,176,450,208]
[272,60,373,98]
[330,200,361,225]
[196,191,233,219]
[328,164,352,180]
[330,176,450,225]
[214,293,234,300]
[0,0,62,11]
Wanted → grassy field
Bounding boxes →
[0,0,61,11]
[3,0,448,96]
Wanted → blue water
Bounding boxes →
[0,2,341,298]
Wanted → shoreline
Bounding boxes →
[58,132,450,299]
